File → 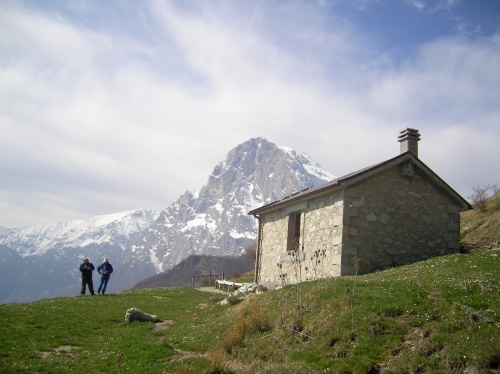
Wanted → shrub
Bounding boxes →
[206,350,228,374]
[248,304,271,333]
[221,316,246,353]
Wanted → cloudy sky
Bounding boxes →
[1,0,499,228]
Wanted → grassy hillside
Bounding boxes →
[1,247,499,373]
[1,200,499,373]
[461,195,500,247]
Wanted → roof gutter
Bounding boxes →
[252,214,262,284]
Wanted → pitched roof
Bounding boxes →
[248,152,471,215]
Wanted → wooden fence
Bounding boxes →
[191,273,225,287]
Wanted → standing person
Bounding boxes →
[97,258,114,295]
[79,257,95,295]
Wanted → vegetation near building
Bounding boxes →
[469,183,499,213]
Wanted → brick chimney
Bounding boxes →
[398,128,420,157]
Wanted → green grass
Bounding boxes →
[0,287,230,373]
[1,249,500,373]
[229,271,255,284]
[200,250,500,373]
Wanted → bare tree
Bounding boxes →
[489,183,500,209]
[490,183,499,198]
[468,184,490,213]
[242,243,257,264]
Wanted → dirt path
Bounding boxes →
[196,287,227,294]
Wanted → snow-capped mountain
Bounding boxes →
[113,137,335,289]
[0,209,159,303]
[0,137,335,303]
[1,209,160,257]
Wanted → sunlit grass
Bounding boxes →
[1,249,499,373]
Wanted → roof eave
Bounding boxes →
[248,152,471,216]
[248,182,344,216]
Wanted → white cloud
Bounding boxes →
[0,0,499,228]
[369,37,500,118]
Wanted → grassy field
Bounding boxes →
[0,287,231,373]
[1,200,500,373]
[1,247,499,373]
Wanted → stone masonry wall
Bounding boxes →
[343,165,461,274]
[257,189,345,287]
[256,163,462,288]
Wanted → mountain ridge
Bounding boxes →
[112,137,335,290]
[0,137,335,303]
[0,208,159,303]
[0,209,160,256]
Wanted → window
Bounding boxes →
[287,213,301,252]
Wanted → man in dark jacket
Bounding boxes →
[97,258,114,295]
[79,257,95,295]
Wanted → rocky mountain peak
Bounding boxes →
[0,138,335,303]
[113,137,335,289]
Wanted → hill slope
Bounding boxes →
[460,194,500,247]
[0,247,498,373]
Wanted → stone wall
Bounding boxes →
[256,163,462,288]
[257,189,345,287]
[344,165,461,274]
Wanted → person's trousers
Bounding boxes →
[97,277,109,294]
[80,278,94,295]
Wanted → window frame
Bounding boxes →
[286,212,301,252]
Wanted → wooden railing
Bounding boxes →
[191,273,225,287]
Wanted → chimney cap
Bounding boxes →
[398,128,421,142]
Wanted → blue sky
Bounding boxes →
[1,0,499,228]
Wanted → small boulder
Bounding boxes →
[125,307,161,323]
[256,284,267,293]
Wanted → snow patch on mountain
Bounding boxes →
[0,209,160,257]
[279,146,336,185]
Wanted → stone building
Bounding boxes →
[248,129,471,287]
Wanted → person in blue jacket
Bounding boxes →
[79,257,95,295]
[97,258,114,295]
